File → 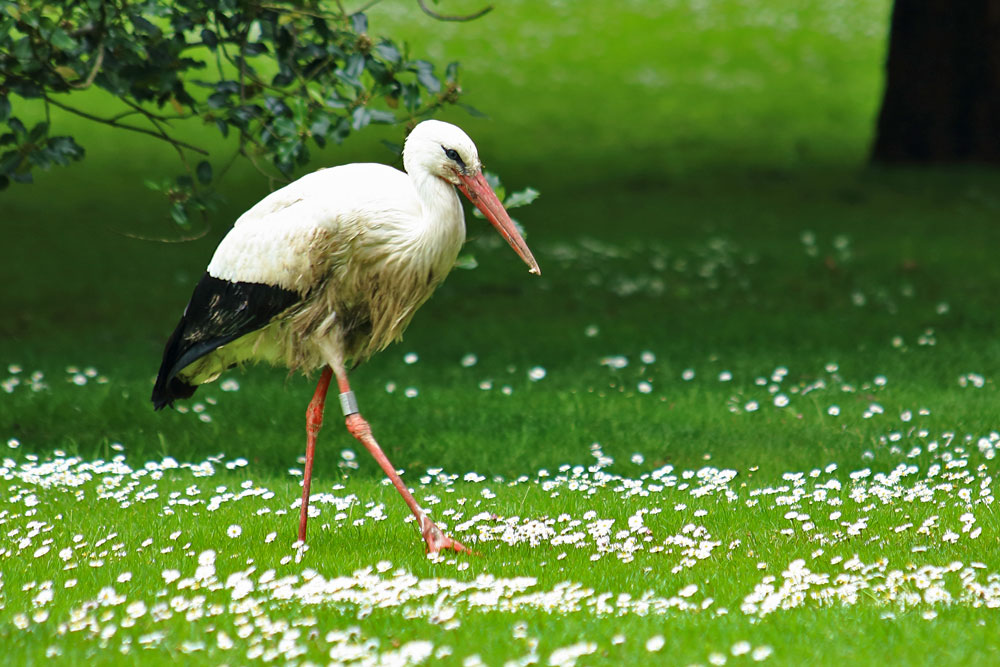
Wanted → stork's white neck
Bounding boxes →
[408,168,466,268]
[410,168,458,216]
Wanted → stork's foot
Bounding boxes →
[341,413,474,554]
[420,514,474,555]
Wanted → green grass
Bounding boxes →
[4,1,1000,665]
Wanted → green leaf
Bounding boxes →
[330,116,351,144]
[196,160,212,185]
[45,136,85,165]
[131,16,161,37]
[207,92,228,109]
[380,140,402,154]
[458,103,488,118]
[511,218,527,239]
[29,121,49,143]
[350,12,368,34]
[48,27,77,52]
[201,29,218,49]
[413,61,441,93]
[504,187,540,210]
[244,42,268,56]
[351,106,370,131]
[310,114,331,146]
[368,110,396,124]
[0,96,10,124]
[483,171,502,192]
[170,202,189,227]
[23,6,42,28]
[8,117,26,138]
[324,95,348,109]
[270,116,296,137]
[401,83,421,110]
[375,42,401,66]
[264,96,291,117]
[455,253,479,270]
[0,149,22,173]
[345,54,365,80]
[13,37,32,64]
[27,146,52,169]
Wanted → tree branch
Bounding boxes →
[258,2,345,21]
[416,0,492,22]
[117,97,193,124]
[68,44,104,89]
[44,96,210,156]
[66,0,106,89]
[111,223,211,244]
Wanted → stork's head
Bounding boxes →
[404,119,481,184]
[404,120,540,275]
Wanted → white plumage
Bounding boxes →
[153,120,539,553]
[206,163,449,290]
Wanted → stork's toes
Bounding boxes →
[421,518,475,555]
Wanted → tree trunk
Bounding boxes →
[871,0,1000,163]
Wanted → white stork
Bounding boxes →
[151,120,539,553]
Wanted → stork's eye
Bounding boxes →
[443,147,461,162]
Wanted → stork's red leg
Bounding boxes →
[332,368,471,554]
[298,366,333,543]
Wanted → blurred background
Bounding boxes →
[4,0,894,340]
[3,0,999,474]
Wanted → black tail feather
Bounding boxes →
[151,312,201,410]
[151,272,299,410]
[151,375,198,410]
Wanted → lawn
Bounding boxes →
[4,1,1000,665]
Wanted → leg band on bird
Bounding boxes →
[339,390,359,416]
[329,362,470,554]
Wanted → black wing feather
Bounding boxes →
[151,272,299,409]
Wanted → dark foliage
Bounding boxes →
[0,0,473,225]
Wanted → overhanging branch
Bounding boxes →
[416,0,492,22]
[44,96,210,156]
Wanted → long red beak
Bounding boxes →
[457,171,540,275]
